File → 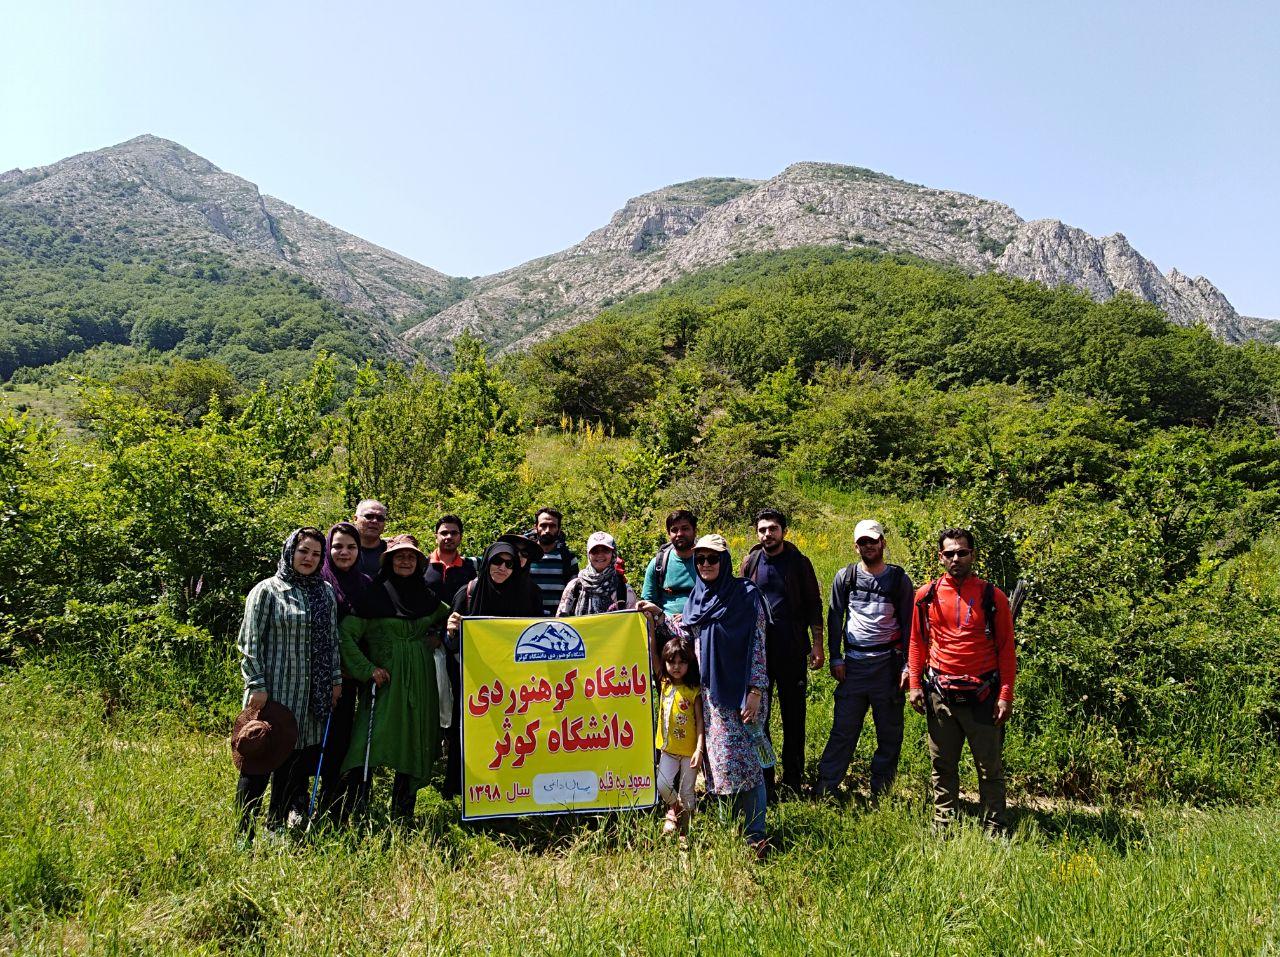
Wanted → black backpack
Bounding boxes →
[915,578,998,651]
[652,543,676,596]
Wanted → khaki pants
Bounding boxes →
[925,687,1007,831]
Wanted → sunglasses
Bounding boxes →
[940,549,972,559]
[694,553,719,566]
[490,557,515,569]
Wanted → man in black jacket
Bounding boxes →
[741,508,824,797]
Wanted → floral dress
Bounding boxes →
[685,604,769,795]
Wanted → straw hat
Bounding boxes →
[230,700,298,775]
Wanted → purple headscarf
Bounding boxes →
[321,522,371,622]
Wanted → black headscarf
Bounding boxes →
[358,548,442,620]
[276,528,337,721]
[455,542,542,618]
[684,548,764,711]
[321,522,371,621]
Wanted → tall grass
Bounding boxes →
[3,671,1279,955]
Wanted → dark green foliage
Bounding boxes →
[0,205,389,381]
[513,318,664,430]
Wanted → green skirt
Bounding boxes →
[341,619,440,785]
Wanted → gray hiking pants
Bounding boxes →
[925,687,1007,830]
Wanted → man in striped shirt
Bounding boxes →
[524,507,580,617]
[815,519,914,800]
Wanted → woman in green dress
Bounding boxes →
[339,534,448,823]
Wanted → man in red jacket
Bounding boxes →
[908,528,1016,834]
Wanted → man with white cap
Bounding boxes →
[557,531,635,615]
[815,519,915,799]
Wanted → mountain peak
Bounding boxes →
[0,135,458,324]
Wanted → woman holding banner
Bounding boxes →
[447,540,543,627]
[338,534,447,825]
[682,533,771,857]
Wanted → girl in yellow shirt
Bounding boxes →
[655,636,705,836]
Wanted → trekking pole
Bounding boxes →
[1010,579,1029,623]
[305,709,333,832]
[363,680,378,784]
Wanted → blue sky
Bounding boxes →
[2,0,1277,316]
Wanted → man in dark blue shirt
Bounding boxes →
[740,508,824,798]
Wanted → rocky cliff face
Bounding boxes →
[5,137,1267,356]
[401,177,761,357]
[0,135,457,324]
[406,163,1264,351]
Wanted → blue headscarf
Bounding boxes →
[276,528,337,721]
[683,548,763,711]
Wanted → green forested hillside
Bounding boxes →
[2,247,1280,802]
[0,205,397,382]
[4,245,1280,951]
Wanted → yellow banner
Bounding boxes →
[460,612,656,820]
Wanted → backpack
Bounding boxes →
[833,562,906,657]
[836,562,907,614]
[652,543,676,596]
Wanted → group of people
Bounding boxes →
[232,500,1018,852]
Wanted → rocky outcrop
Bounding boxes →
[7,136,1266,355]
[406,163,1263,353]
[996,220,1254,342]
[402,177,760,359]
[0,135,457,324]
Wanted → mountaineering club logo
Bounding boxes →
[515,621,587,662]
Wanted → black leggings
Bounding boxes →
[235,745,320,834]
[347,770,420,823]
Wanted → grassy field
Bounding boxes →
[3,672,1279,956]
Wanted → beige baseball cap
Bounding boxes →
[854,520,885,543]
[693,533,728,552]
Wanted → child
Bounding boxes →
[655,636,705,837]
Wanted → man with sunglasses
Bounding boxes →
[815,519,914,801]
[908,528,1017,835]
[353,499,390,577]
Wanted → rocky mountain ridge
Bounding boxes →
[2,137,1268,360]
[405,161,1263,352]
[0,135,458,325]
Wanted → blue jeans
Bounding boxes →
[730,781,767,843]
[816,670,905,796]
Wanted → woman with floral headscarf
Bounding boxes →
[235,527,342,840]
[682,534,771,855]
[339,534,448,824]
[557,531,636,616]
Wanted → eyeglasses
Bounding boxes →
[359,513,387,522]
[941,549,972,559]
[490,557,515,569]
[694,554,719,566]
